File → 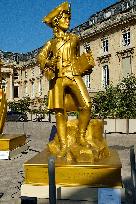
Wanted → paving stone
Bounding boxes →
[0,122,135,203]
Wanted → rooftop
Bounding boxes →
[71,0,136,37]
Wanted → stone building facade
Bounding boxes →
[72,0,136,96]
[0,49,48,103]
[0,0,136,102]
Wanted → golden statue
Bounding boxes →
[38,2,109,162]
[0,60,7,134]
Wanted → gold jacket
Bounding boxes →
[38,33,81,78]
[38,33,91,111]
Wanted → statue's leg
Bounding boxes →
[78,107,91,146]
[55,109,67,157]
[67,76,91,146]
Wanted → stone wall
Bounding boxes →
[3,122,52,144]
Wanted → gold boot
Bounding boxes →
[78,130,90,147]
[57,142,67,158]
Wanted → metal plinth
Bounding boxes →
[0,144,28,160]
[0,134,26,151]
[24,148,122,187]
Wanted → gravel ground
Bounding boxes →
[0,122,135,204]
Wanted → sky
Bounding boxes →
[0,0,118,53]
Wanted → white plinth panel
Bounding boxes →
[116,119,127,133]
[21,184,125,202]
[0,144,28,159]
[104,119,116,133]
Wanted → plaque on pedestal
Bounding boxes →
[98,188,121,204]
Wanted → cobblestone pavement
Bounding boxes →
[0,122,135,204]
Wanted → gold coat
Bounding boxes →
[38,32,91,111]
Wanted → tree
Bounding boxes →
[92,84,117,118]
[115,74,136,118]
[92,74,136,119]
[8,97,31,113]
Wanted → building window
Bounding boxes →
[122,56,131,78]
[14,71,18,80]
[14,86,19,98]
[122,31,130,46]
[84,43,91,52]
[2,78,6,92]
[84,75,91,88]
[102,65,109,88]
[92,18,95,24]
[31,82,34,97]
[32,67,34,77]
[102,39,108,53]
[97,12,104,23]
[114,3,122,15]
[104,10,111,19]
[39,79,42,96]
[24,83,28,96]
[123,1,130,10]
[25,70,27,78]
[15,55,19,64]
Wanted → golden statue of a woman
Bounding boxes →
[38,2,109,162]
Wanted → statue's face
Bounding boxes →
[58,12,70,31]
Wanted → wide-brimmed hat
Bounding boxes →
[43,2,71,27]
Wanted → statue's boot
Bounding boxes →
[55,110,67,158]
[78,107,91,147]
[78,130,90,147]
[57,142,67,158]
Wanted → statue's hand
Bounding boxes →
[44,67,55,80]
[50,57,59,68]
[45,57,58,72]
[86,50,93,59]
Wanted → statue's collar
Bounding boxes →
[54,32,69,40]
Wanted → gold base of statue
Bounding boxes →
[24,148,122,187]
[0,134,26,151]
[48,119,110,163]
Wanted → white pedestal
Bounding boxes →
[0,144,28,159]
[21,184,125,202]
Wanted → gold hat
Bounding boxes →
[43,2,71,27]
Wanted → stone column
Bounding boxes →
[19,82,22,98]
[9,72,13,100]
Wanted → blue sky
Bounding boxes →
[0,0,118,53]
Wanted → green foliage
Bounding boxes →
[8,97,31,113]
[67,111,79,117]
[8,96,49,115]
[92,74,136,119]
[43,95,48,107]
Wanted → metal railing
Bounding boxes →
[72,0,136,33]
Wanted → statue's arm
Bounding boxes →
[37,41,51,70]
[75,34,80,57]
[37,41,56,80]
